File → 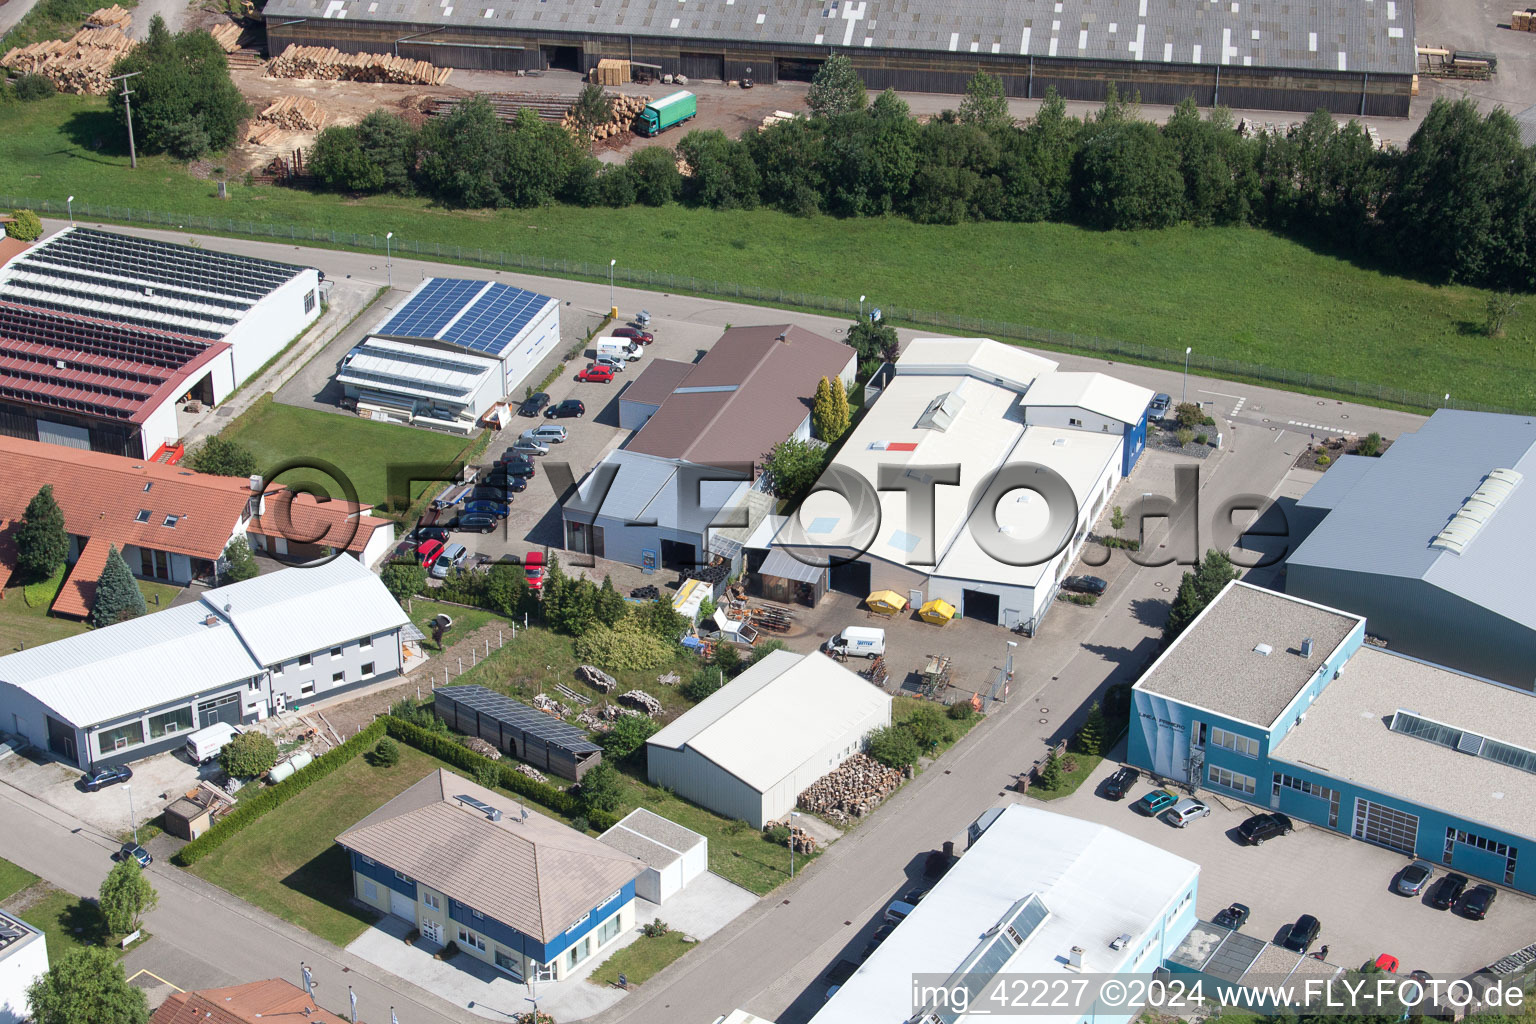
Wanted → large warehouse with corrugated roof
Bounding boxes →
[262,0,1414,115]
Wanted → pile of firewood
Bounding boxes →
[617,690,662,716]
[209,23,242,52]
[0,7,138,94]
[532,693,572,718]
[577,665,617,693]
[246,95,327,144]
[267,44,452,85]
[513,763,547,783]
[797,754,904,819]
[561,93,648,141]
[765,818,817,853]
[461,737,501,761]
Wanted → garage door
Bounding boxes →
[963,589,1000,625]
[678,51,725,81]
[1352,798,1418,855]
[389,887,416,921]
[829,560,871,597]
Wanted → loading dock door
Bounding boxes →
[829,560,871,596]
[962,589,1000,625]
[197,693,241,729]
[660,539,698,571]
[389,888,415,921]
[1352,798,1418,855]
[679,52,725,81]
[776,57,822,81]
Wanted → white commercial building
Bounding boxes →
[598,807,709,904]
[0,911,47,1024]
[337,337,503,432]
[815,805,1201,1024]
[782,339,1151,632]
[646,650,891,828]
[0,557,411,770]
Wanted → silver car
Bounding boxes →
[1396,860,1436,896]
[521,424,568,444]
[509,437,549,457]
[1166,798,1211,828]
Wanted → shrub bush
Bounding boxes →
[766,825,790,846]
[946,701,975,722]
[867,725,922,768]
[372,736,400,767]
[641,918,670,937]
[573,619,671,671]
[1175,428,1195,447]
[220,731,279,778]
[4,209,42,241]
[14,74,55,101]
[680,668,723,703]
[1358,431,1383,457]
[1194,433,1209,445]
[174,720,386,866]
[1316,454,1332,466]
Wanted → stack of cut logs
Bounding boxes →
[461,737,501,760]
[209,22,242,52]
[246,95,327,145]
[764,818,817,853]
[617,690,663,716]
[513,763,547,783]
[267,44,452,85]
[797,754,904,820]
[577,665,617,693]
[0,7,138,94]
[560,92,648,141]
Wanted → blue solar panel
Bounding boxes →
[441,283,549,355]
[376,278,486,340]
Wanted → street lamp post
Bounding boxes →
[789,811,802,878]
[125,783,139,847]
[1004,640,1017,703]
[859,294,866,320]
[1182,346,1193,405]
[67,196,74,226]
[385,232,393,288]
[1444,393,1450,409]
[609,258,617,313]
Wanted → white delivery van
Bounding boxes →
[824,626,885,659]
[185,722,242,764]
[594,338,642,362]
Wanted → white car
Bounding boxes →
[1166,798,1210,828]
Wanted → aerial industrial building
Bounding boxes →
[263,0,1413,115]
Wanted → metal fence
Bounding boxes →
[6,193,1523,416]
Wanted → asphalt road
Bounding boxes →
[26,218,1432,1022]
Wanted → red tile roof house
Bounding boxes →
[0,436,395,618]
[150,978,354,1024]
[563,324,854,573]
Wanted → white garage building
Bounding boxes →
[646,650,891,828]
[598,807,708,904]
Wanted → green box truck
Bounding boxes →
[637,91,697,136]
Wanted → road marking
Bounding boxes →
[1232,397,1247,416]
[1287,419,1334,432]
[126,969,183,993]
[1197,389,1244,399]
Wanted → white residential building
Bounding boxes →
[0,911,47,1024]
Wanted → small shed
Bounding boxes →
[433,684,603,781]
[164,797,213,840]
[598,807,708,904]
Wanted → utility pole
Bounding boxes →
[109,71,142,169]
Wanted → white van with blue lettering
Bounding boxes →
[823,626,885,659]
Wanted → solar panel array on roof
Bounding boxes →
[374,279,553,357]
[434,684,601,753]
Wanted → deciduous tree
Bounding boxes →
[99,859,158,935]
[221,537,258,583]
[381,562,427,604]
[958,71,1011,131]
[219,731,278,778]
[188,436,257,478]
[577,760,623,814]
[109,18,249,157]
[27,948,148,1024]
[806,53,866,118]
[761,437,828,504]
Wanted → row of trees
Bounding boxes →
[109,17,249,159]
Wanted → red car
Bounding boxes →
[1374,954,1399,974]
[612,327,654,344]
[576,364,615,383]
[524,551,547,591]
[416,539,444,567]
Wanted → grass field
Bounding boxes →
[0,577,187,653]
[588,931,697,987]
[217,395,473,511]
[3,95,1534,411]
[407,598,503,652]
[1025,753,1105,801]
[0,857,39,902]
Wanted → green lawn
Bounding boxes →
[407,598,504,652]
[588,931,697,987]
[189,743,460,946]
[0,857,39,902]
[5,887,112,960]
[893,696,982,761]
[1025,753,1105,801]
[0,577,188,653]
[3,94,1534,411]
[217,394,475,511]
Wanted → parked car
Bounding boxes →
[1409,970,1433,986]
[505,438,548,458]
[467,485,511,503]
[1428,872,1469,910]
[1061,575,1108,596]
[1461,884,1497,920]
[1396,860,1436,897]
[1238,812,1293,846]
[416,538,444,568]
[522,424,568,443]
[498,455,536,478]
[414,525,450,545]
[611,326,654,344]
[81,763,132,792]
[546,399,585,419]
[118,842,152,867]
[1281,914,1321,953]
[1374,954,1400,973]
[519,392,550,417]
[525,551,547,591]
[902,886,931,906]
[1102,766,1138,800]
[593,354,627,373]
[1150,393,1172,416]
[883,899,916,925]
[432,542,470,577]
[1166,797,1210,827]
[463,499,510,519]
[484,471,528,493]
[1135,789,1178,816]
[576,364,616,384]
[862,924,895,960]
[1213,903,1250,930]
[451,512,498,534]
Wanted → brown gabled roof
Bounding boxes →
[248,490,388,555]
[626,324,853,468]
[337,769,643,943]
[149,979,353,1024]
[52,535,112,618]
[619,358,695,407]
[0,236,29,271]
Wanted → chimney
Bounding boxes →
[942,840,954,858]
[1300,637,1314,658]
[248,474,263,492]
[1069,946,1085,969]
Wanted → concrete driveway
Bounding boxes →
[0,745,204,836]
[1041,756,1536,978]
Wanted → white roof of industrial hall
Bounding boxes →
[565,448,751,536]
[1134,582,1363,728]
[647,650,891,793]
[338,337,499,406]
[0,557,408,727]
[815,805,1200,1024]
[1272,647,1536,839]
[1023,371,1155,424]
[794,338,1125,589]
[598,807,706,871]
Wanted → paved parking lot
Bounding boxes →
[0,746,204,836]
[1034,756,1536,978]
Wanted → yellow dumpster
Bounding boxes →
[865,590,908,615]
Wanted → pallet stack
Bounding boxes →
[267,44,452,85]
[589,58,630,85]
[1514,9,1536,29]
[209,23,242,51]
[0,7,138,94]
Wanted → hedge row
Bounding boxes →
[172,719,388,867]
[383,718,621,832]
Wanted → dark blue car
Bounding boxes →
[81,763,133,791]
[463,500,510,519]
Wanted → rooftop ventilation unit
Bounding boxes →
[1254,643,1273,656]
[917,389,966,431]
[1300,638,1314,658]
[1431,467,1522,554]
[453,794,503,821]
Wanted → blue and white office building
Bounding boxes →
[1130,581,1536,896]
